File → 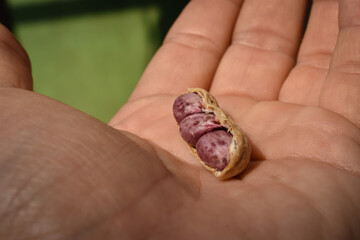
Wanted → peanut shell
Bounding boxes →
[178,88,251,179]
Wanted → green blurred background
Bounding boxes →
[4,0,187,122]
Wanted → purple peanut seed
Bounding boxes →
[173,93,203,123]
[196,130,232,171]
[179,113,222,146]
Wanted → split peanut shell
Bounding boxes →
[177,88,251,179]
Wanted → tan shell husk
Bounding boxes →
[185,88,251,179]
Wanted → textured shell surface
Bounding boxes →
[173,88,251,179]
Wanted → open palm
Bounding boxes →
[109,0,360,238]
[1,0,359,239]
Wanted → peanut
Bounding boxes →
[173,88,251,179]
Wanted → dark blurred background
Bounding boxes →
[1,0,188,122]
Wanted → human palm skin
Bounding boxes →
[1,0,359,239]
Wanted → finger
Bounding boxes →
[128,0,243,101]
[218,98,360,174]
[280,0,339,105]
[320,0,360,127]
[211,0,307,100]
[0,24,32,90]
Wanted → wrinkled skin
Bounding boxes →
[1,0,360,239]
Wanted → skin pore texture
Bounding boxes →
[1,0,360,239]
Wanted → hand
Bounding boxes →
[1,0,359,239]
